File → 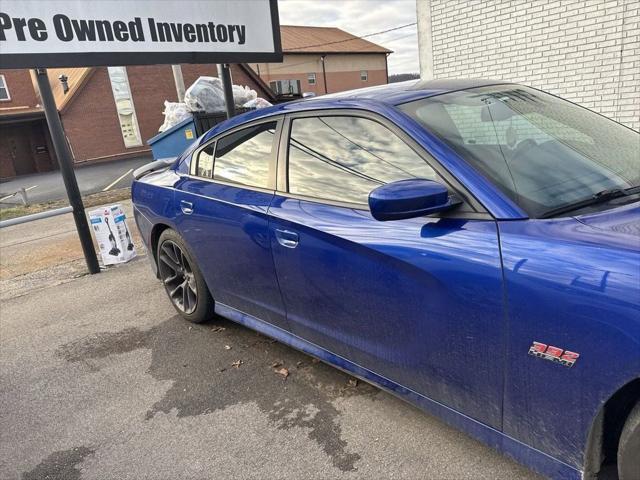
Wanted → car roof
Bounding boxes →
[202,78,512,140]
[310,78,512,105]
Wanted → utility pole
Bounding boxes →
[171,65,186,102]
[34,68,100,274]
[217,63,236,119]
[416,0,435,80]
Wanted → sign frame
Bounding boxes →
[0,0,282,69]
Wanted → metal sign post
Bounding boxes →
[34,68,101,274]
[1,0,282,275]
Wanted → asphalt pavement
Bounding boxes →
[0,155,152,207]
[0,204,543,480]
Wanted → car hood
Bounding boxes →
[575,201,640,249]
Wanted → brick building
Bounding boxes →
[0,64,274,179]
[418,0,640,130]
[251,25,391,96]
[1,25,393,179]
[0,70,58,179]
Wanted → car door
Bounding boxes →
[174,118,287,330]
[268,111,506,428]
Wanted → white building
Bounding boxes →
[417,0,639,130]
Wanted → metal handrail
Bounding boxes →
[0,206,73,228]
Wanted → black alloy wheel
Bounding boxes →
[158,239,198,314]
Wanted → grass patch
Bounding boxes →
[0,188,132,222]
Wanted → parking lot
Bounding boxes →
[0,203,542,480]
[0,156,150,208]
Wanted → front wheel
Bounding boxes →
[157,229,214,323]
[618,401,640,480]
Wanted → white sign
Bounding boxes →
[0,0,282,68]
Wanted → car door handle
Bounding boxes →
[180,200,194,215]
[275,229,299,248]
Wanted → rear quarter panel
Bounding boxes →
[131,169,180,250]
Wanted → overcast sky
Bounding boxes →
[278,0,419,75]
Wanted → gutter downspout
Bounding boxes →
[321,54,328,94]
[171,65,186,102]
[385,53,389,84]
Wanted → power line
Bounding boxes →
[374,32,417,44]
[286,22,417,51]
[267,32,416,70]
[355,32,418,52]
[317,118,417,179]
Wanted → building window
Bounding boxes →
[307,73,316,85]
[270,79,302,96]
[107,67,143,148]
[0,75,10,101]
[360,70,368,82]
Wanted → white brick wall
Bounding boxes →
[429,0,640,130]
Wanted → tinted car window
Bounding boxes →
[288,116,439,204]
[213,122,277,188]
[400,86,640,217]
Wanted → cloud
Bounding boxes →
[278,0,419,75]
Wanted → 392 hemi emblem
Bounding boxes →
[528,341,580,368]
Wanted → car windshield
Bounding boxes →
[399,85,640,218]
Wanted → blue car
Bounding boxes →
[132,80,639,480]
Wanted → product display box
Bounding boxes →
[88,204,137,266]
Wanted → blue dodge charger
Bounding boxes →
[132,80,639,480]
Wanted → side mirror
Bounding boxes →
[368,179,460,221]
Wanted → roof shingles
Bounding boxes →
[280,25,392,54]
[45,67,93,112]
[20,26,388,113]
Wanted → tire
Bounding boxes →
[618,401,640,480]
[157,229,214,323]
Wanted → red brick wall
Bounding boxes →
[60,68,147,163]
[62,64,272,163]
[0,69,39,108]
[181,64,218,92]
[127,65,177,150]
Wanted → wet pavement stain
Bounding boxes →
[57,328,149,364]
[22,446,94,480]
[55,316,379,472]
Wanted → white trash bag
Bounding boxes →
[243,97,273,109]
[159,101,192,132]
[184,76,225,113]
[232,85,257,106]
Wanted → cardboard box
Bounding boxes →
[89,204,137,266]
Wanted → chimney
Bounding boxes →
[58,74,69,94]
